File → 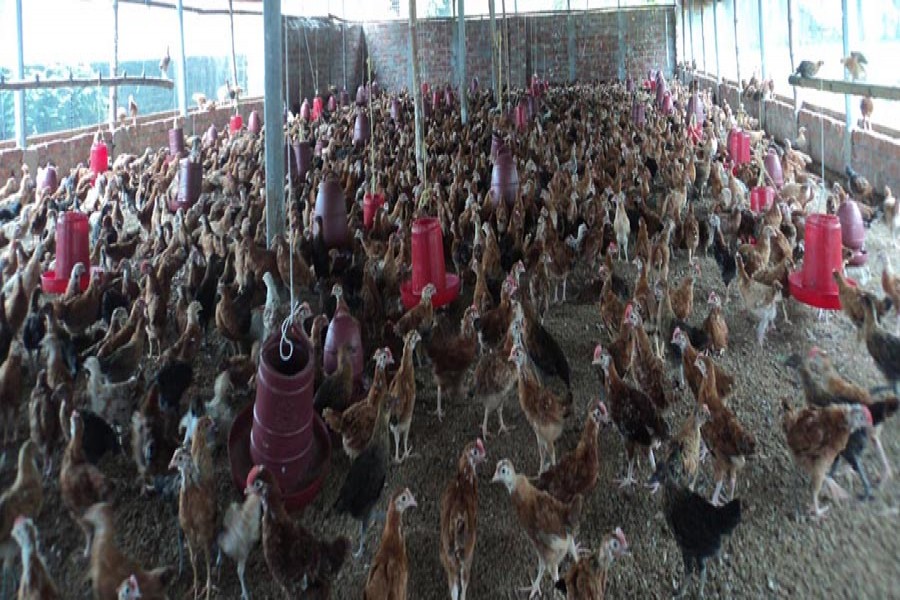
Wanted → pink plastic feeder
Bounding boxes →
[363,192,385,230]
[788,214,850,310]
[38,165,58,194]
[728,129,751,165]
[339,89,350,106]
[89,139,108,177]
[421,82,430,97]
[323,305,364,386]
[837,199,868,266]
[230,328,331,510]
[432,89,442,110]
[353,111,370,146]
[750,186,775,214]
[764,149,784,188]
[470,76,479,95]
[168,127,185,158]
[229,114,243,133]
[632,100,646,128]
[314,179,349,250]
[248,111,261,134]
[515,101,528,131]
[204,124,218,145]
[327,95,337,112]
[400,217,460,310]
[41,211,91,294]
[686,92,705,126]
[312,96,324,121]
[169,158,201,213]
[656,74,667,107]
[661,91,674,115]
[490,148,519,206]
[444,85,454,108]
[356,85,367,106]
[294,141,312,182]
[299,99,311,121]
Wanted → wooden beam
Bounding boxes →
[787,75,900,101]
[0,75,175,92]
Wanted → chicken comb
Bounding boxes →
[807,346,821,358]
[475,438,486,455]
[671,326,683,342]
[592,343,604,362]
[614,527,628,549]
[246,464,265,488]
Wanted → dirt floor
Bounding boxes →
[9,215,900,599]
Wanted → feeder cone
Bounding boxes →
[400,217,460,310]
[789,214,852,310]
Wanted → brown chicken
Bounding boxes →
[671,327,734,401]
[389,330,421,462]
[427,305,480,421]
[702,291,728,355]
[669,403,712,491]
[782,400,872,517]
[834,270,892,333]
[61,411,111,557]
[0,341,23,443]
[170,446,217,600]
[313,343,354,414]
[217,492,262,600]
[28,369,60,476]
[0,441,43,587]
[695,356,757,506]
[492,459,584,599]
[669,263,700,322]
[627,306,676,411]
[510,344,568,474]
[736,225,775,276]
[393,283,436,338]
[161,300,203,364]
[11,517,60,600]
[535,400,609,503]
[440,439,487,600]
[364,488,418,600]
[131,385,178,487]
[555,527,629,600]
[83,502,175,600]
[246,465,349,597]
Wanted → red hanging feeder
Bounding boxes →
[750,186,775,214]
[168,158,201,213]
[229,328,331,511]
[728,129,751,166]
[229,113,243,133]
[789,214,852,310]
[490,148,519,206]
[299,99,311,121]
[41,211,93,294]
[248,110,262,134]
[400,217,461,310]
[312,96,324,121]
[89,138,108,177]
[363,193,385,230]
[38,165,58,195]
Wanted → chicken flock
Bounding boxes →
[0,71,895,600]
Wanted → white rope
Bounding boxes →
[280,20,299,362]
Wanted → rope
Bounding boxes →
[280,19,299,362]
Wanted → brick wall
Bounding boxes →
[363,7,676,92]
[284,18,365,109]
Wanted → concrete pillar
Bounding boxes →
[458,0,468,124]
[263,0,285,246]
[409,0,424,180]
[841,0,852,164]
[567,0,576,82]
[713,0,720,85]
[175,0,189,119]
[757,0,766,80]
[489,0,497,93]
[109,0,119,131]
[14,0,25,149]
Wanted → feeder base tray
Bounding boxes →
[788,271,856,311]
[846,248,868,267]
[228,403,331,512]
[40,267,103,294]
[400,273,461,311]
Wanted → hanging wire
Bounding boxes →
[280,19,299,362]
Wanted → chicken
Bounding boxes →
[363,488,418,600]
[215,281,254,355]
[131,385,178,487]
[0,441,44,593]
[28,370,60,476]
[669,263,700,322]
[833,269,892,333]
[491,459,584,599]
[313,343,354,414]
[161,300,203,364]
[535,400,609,503]
[470,322,518,439]
[61,411,111,557]
[393,283,437,338]
[55,267,103,335]
[509,344,568,474]
[683,201,700,264]
[83,503,175,600]
[859,94,874,130]
[735,253,782,346]
[671,327,734,400]
[246,466,349,596]
[613,192,631,261]
[845,165,873,202]
[736,225,775,276]
[840,51,867,80]
[0,341,23,443]
[702,291,728,355]
[427,305,480,420]
[695,356,757,506]
[555,527,629,600]
[218,492,262,600]
[98,317,146,383]
[11,517,60,600]
[709,214,737,301]
[669,404,712,492]
[389,330,421,461]
[861,295,900,394]
[83,356,142,429]
[334,379,394,557]
[650,449,742,599]
[884,188,899,246]
[117,575,141,600]
[170,446,217,600]
[593,344,668,488]
[440,439,487,600]
[783,399,872,517]
[795,59,824,78]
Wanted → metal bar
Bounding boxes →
[757,0,766,80]
[617,0,626,81]
[699,0,705,73]
[787,0,797,113]
[712,0,720,84]
[734,0,741,88]
[841,0,852,164]
[458,0,468,124]
[174,0,189,118]
[0,75,175,92]
[13,0,25,149]
[488,0,497,93]
[688,0,694,68]
[680,0,686,70]
[229,0,240,94]
[502,0,511,102]
[664,9,671,74]
[786,75,900,100]
[341,0,347,90]
[408,0,424,180]
[109,0,119,130]
[116,0,261,16]
[263,0,285,246]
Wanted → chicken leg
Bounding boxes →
[616,457,637,488]
[518,556,546,600]
[674,553,695,599]
[435,385,445,421]
[873,431,893,485]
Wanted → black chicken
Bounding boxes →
[0,291,16,365]
[862,296,900,394]
[651,448,741,599]
[196,253,223,329]
[155,360,193,413]
[710,214,737,295]
[333,394,393,558]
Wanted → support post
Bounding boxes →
[713,0,720,84]
[787,0,797,114]
[229,0,240,93]
[488,0,497,93]
[458,0,468,124]
[616,0,626,81]
[688,0,694,68]
[757,0,766,80]
[263,0,285,246]
[699,0,705,73]
[13,0,25,149]
[841,0,852,164]
[680,0,686,70]
[109,0,119,130]
[342,0,347,89]
[408,0,424,180]
[174,0,189,119]
[664,9,671,74]
[567,0,577,83]
[502,0,511,102]
[733,0,741,89]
